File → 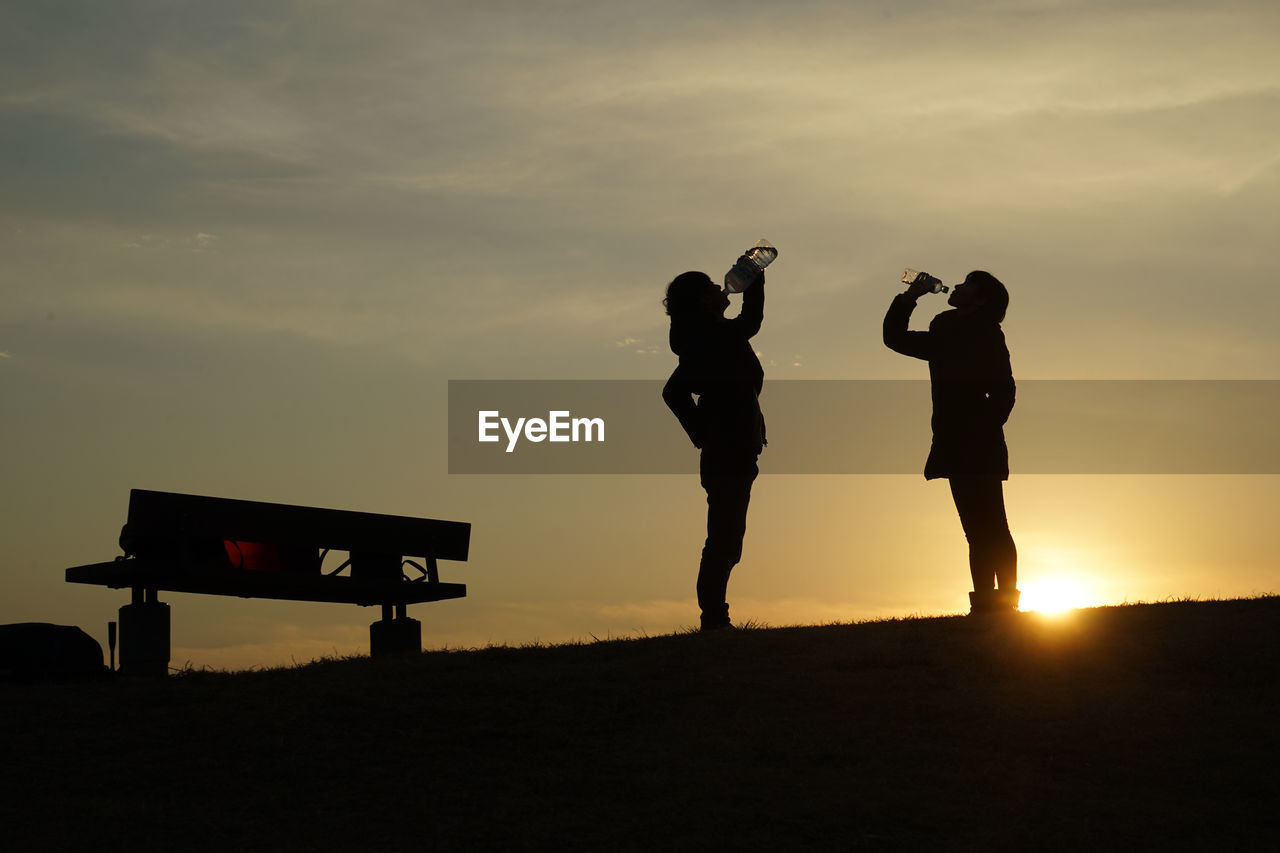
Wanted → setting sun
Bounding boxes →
[1019,576,1100,615]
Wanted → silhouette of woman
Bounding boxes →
[662,263,766,630]
[883,271,1019,614]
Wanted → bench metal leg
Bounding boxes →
[370,608,421,658]
[119,592,170,676]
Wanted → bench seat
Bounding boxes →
[66,559,467,607]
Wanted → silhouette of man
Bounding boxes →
[663,262,766,630]
[883,271,1019,614]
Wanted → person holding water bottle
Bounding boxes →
[662,241,776,631]
[883,269,1020,615]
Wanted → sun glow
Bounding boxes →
[1019,576,1100,616]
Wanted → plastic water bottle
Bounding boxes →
[901,268,948,294]
[724,239,779,293]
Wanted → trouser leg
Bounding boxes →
[697,453,758,627]
[949,477,1018,593]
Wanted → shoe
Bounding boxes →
[700,607,733,631]
[969,589,1020,616]
[996,588,1021,611]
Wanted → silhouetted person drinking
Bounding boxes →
[883,271,1019,614]
[663,262,766,630]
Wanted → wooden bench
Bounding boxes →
[66,489,471,674]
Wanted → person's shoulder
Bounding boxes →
[669,318,700,355]
[668,324,687,356]
[972,316,1006,339]
[927,308,961,330]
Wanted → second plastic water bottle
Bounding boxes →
[901,268,948,294]
[725,239,779,293]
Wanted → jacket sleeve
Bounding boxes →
[983,329,1015,425]
[727,279,764,340]
[987,378,1015,426]
[662,364,703,448]
[883,293,933,361]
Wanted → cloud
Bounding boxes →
[0,109,319,226]
[615,336,660,356]
[3,0,1277,382]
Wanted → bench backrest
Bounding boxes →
[124,489,470,563]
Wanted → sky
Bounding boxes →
[3,0,1278,670]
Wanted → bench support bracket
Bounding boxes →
[119,593,170,677]
[370,614,422,658]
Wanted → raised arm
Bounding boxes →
[727,270,765,339]
[883,292,933,361]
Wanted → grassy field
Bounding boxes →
[3,597,1278,851]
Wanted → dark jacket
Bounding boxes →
[883,293,1014,479]
[663,283,765,455]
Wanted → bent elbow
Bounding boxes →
[662,380,685,412]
